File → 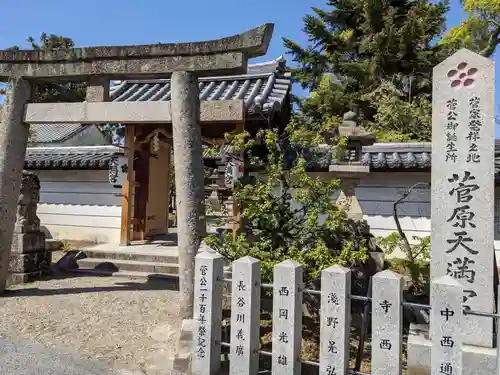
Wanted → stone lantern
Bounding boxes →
[329,111,376,220]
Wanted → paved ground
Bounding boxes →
[0,334,122,375]
[0,270,182,375]
[81,234,179,255]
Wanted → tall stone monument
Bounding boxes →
[431,49,495,347]
[408,48,497,375]
[9,170,50,285]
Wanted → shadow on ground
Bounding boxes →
[4,269,179,298]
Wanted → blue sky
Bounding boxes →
[0,0,498,133]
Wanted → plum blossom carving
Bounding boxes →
[447,62,478,90]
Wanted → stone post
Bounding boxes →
[230,256,261,375]
[171,71,206,319]
[496,285,500,374]
[9,171,49,285]
[272,260,303,375]
[430,49,495,347]
[407,48,498,375]
[320,265,351,375]
[0,76,31,293]
[192,251,223,375]
[336,179,364,221]
[86,76,109,102]
[372,270,403,375]
[430,276,463,375]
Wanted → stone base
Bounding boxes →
[8,231,50,286]
[9,251,52,273]
[7,269,50,286]
[170,319,196,375]
[11,231,46,254]
[407,324,497,375]
[45,239,62,252]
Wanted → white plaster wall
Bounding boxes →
[287,171,432,240]
[357,172,431,239]
[357,172,500,261]
[290,171,500,260]
[60,126,111,146]
[28,169,122,244]
[358,172,500,237]
[28,125,111,147]
[25,167,500,253]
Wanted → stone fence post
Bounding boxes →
[372,270,403,375]
[192,251,224,375]
[431,276,463,375]
[192,254,471,375]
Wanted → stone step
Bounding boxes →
[81,248,179,264]
[68,268,179,283]
[77,257,179,275]
[45,239,62,252]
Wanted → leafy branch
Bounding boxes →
[377,182,431,294]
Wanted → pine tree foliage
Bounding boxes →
[8,33,86,103]
[283,0,452,142]
[4,34,118,141]
[31,34,86,103]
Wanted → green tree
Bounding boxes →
[5,34,118,142]
[283,0,451,142]
[28,33,86,103]
[8,33,86,103]
[2,34,85,143]
[441,0,500,57]
[205,122,372,285]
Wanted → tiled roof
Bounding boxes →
[29,123,85,144]
[110,56,292,115]
[203,144,334,170]
[22,142,500,174]
[3,101,88,144]
[22,56,292,145]
[205,142,500,174]
[203,145,234,160]
[25,146,118,170]
[361,143,432,169]
[203,143,432,169]
[361,142,500,174]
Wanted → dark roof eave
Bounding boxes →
[25,142,500,175]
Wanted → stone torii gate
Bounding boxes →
[0,24,274,318]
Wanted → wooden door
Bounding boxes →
[131,144,150,241]
[145,142,171,237]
